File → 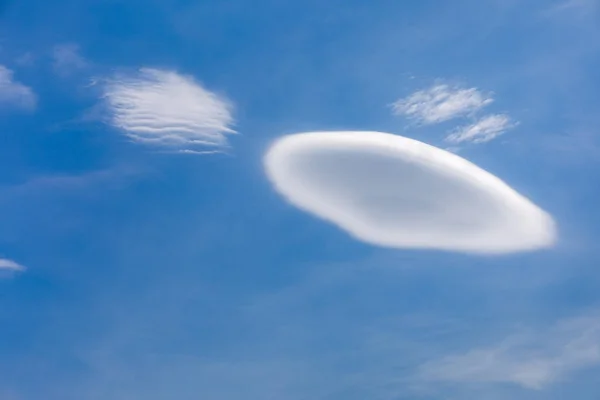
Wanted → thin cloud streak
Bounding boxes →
[0,258,26,272]
[548,0,599,15]
[419,313,600,390]
[446,114,516,144]
[391,84,493,124]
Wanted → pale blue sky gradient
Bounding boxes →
[1,0,599,399]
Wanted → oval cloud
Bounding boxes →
[264,131,556,254]
[103,68,235,152]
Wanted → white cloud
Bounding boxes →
[0,258,26,272]
[0,65,37,110]
[391,84,493,124]
[264,131,556,254]
[419,314,600,390]
[446,114,516,144]
[102,68,235,151]
[52,43,87,76]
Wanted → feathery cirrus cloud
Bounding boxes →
[446,114,517,144]
[102,68,235,152]
[391,84,493,124]
[0,65,37,110]
[264,131,556,254]
[392,83,516,145]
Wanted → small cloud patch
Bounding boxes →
[0,65,37,110]
[52,43,88,76]
[391,84,493,124]
[102,68,235,152]
[391,82,517,146]
[446,114,516,144]
[0,258,26,273]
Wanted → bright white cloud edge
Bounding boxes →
[102,68,235,151]
[0,258,26,272]
[264,131,556,254]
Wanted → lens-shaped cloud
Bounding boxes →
[264,131,556,254]
[103,68,235,152]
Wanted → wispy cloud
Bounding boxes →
[391,82,518,146]
[419,313,600,390]
[102,68,235,152]
[0,65,37,110]
[391,84,493,124]
[52,43,87,76]
[446,114,516,144]
[0,165,143,200]
[547,0,599,15]
[15,52,35,67]
[0,258,26,272]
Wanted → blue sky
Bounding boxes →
[1,0,599,399]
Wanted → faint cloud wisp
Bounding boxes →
[52,43,88,76]
[446,114,516,144]
[391,82,519,146]
[391,84,493,124]
[419,313,600,390]
[0,258,26,272]
[0,65,37,110]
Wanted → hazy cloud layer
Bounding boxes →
[419,313,600,389]
[392,84,493,124]
[0,65,37,110]
[264,131,556,254]
[102,68,235,151]
[446,114,516,144]
[52,43,87,76]
[549,0,599,15]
